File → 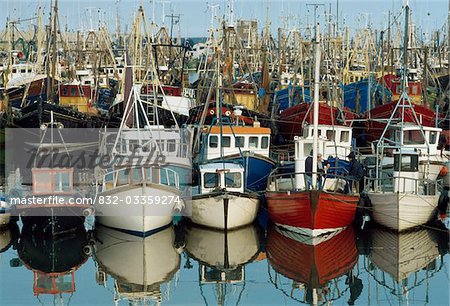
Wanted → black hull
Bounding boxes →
[20,206,87,236]
[13,101,121,128]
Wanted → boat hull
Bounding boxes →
[266,190,359,236]
[17,206,88,236]
[187,191,259,230]
[368,192,439,231]
[96,183,181,237]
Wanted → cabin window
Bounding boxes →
[411,86,417,95]
[222,136,231,148]
[133,168,142,182]
[54,172,72,193]
[249,137,258,149]
[235,136,245,148]
[203,173,219,188]
[62,88,68,96]
[71,88,77,96]
[21,69,26,73]
[119,69,123,73]
[429,132,437,144]
[33,171,52,194]
[209,136,218,148]
[326,130,335,141]
[129,140,140,152]
[167,140,176,152]
[340,131,350,142]
[12,68,17,73]
[118,169,129,185]
[394,154,419,172]
[261,136,269,149]
[225,172,242,188]
[403,130,424,145]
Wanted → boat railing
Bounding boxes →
[364,175,440,195]
[267,169,355,193]
[101,165,180,191]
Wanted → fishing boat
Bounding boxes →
[15,225,89,300]
[14,114,93,236]
[267,225,360,305]
[364,3,443,232]
[95,84,189,237]
[93,224,181,304]
[366,148,441,231]
[184,223,260,305]
[266,26,359,237]
[187,162,259,229]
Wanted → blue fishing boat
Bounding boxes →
[341,78,391,114]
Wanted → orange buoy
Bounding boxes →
[439,166,448,177]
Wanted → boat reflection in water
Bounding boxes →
[0,222,19,261]
[364,226,448,303]
[184,224,261,305]
[267,225,361,305]
[93,225,182,304]
[15,225,89,302]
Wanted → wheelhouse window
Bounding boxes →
[429,131,437,144]
[340,131,350,142]
[203,173,219,188]
[261,136,269,149]
[222,136,231,148]
[326,130,335,141]
[209,135,218,148]
[129,140,140,152]
[235,136,245,148]
[54,171,72,193]
[167,140,177,152]
[249,137,258,149]
[225,172,242,188]
[403,130,425,145]
[394,154,419,172]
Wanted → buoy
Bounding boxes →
[439,166,448,177]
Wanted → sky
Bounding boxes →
[1,0,449,40]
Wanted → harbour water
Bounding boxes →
[1,214,449,306]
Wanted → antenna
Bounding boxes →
[157,0,170,25]
[227,0,234,27]
[207,2,219,30]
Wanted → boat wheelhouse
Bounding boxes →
[200,123,275,192]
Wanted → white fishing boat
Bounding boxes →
[367,149,440,231]
[93,224,181,304]
[365,2,443,232]
[187,162,259,230]
[95,84,190,236]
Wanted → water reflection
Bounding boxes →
[93,225,181,304]
[0,222,19,255]
[363,226,449,303]
[183,223,261,305]
[15,225,89,302]
[267,226,360,305]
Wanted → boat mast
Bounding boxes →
[312,23,321,189]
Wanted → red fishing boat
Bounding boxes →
[278,101,357,142]
[266,189,359,236]
[267,28,359,236]
[363,100,438,142]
